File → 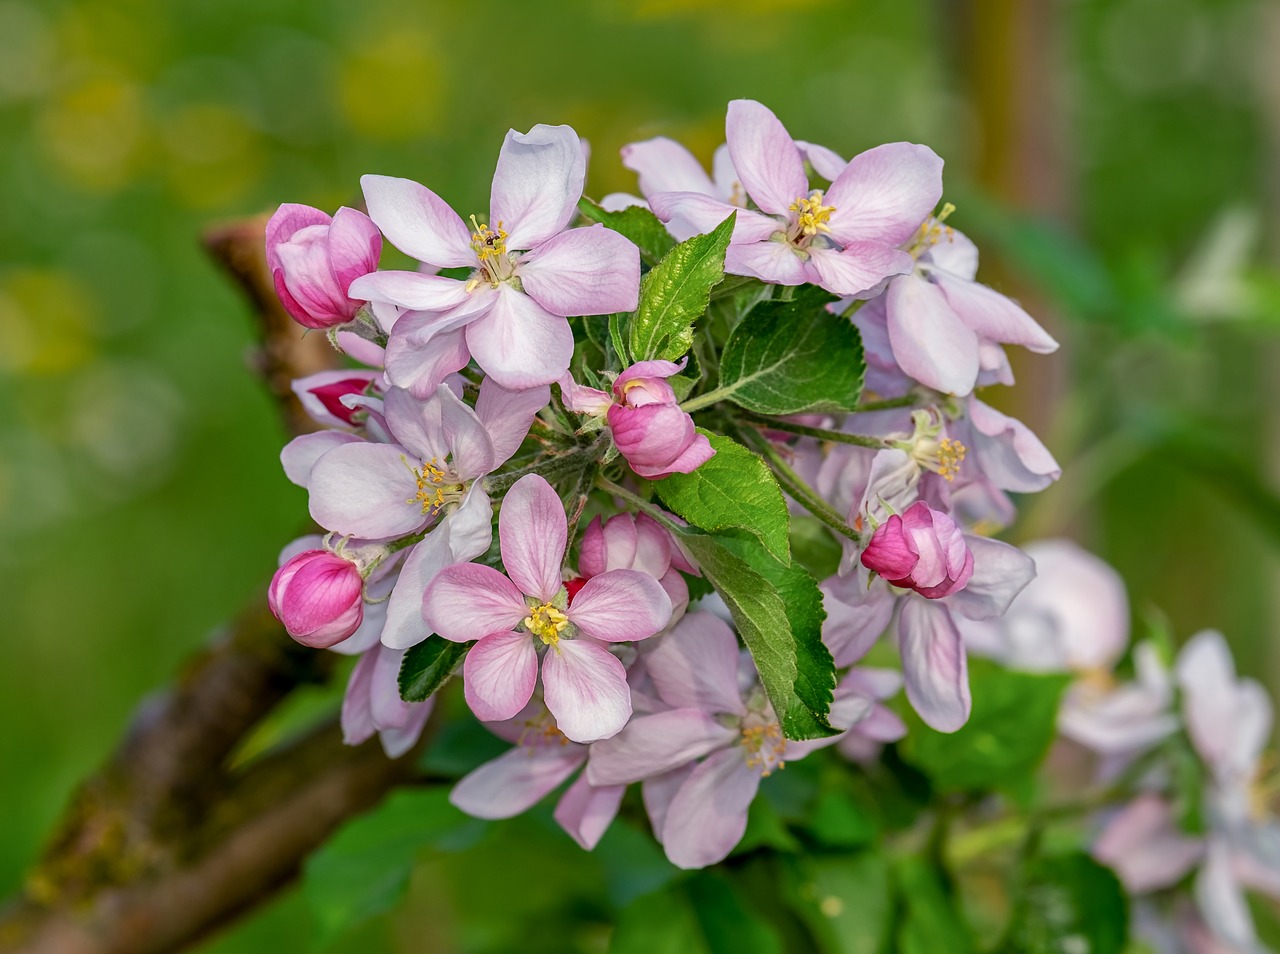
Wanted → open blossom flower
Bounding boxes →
[342,644,434,758]
[573,510,699,624]
[349,124,641,390]
[269,549,365,648]
[861,501,974,599]
[648,99,942,298]
[266,204,381,329]
[423,474,672,742]
[450,699,624,850]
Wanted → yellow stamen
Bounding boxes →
[789,190,836,237]
[469,214,508,261]
[524,602,570,646]
[740,721,786,776]
[404,457,460,515]
[936,437,967,483]
[910,203,958,257]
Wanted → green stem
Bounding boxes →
[596,477,674,528]
[737,428,862,543]
[856,394,921,412]
[679,386,737,414]
[740,414,887,449]
[482,436,608,496]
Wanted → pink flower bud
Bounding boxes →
[606,359,714,479]
[861,501,973,599]
[308,376,372,426]
[268,549,365,647]
[265,204,381,330]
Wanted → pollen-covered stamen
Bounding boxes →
[516,709,572,749]
[404,457,465,515]
[523,602,570,646]
[739,717,787,776]
[466,215,517,290]
[908,202,957,259]
[787,190,836,243]
[891,409,967,483]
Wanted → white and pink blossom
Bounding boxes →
[266,204,381,330]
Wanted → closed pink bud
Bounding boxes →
[265,204,381,329]
[608,403,715,479]
[612,359,683,408]
[861,501,973,599]
[269,549,365,647]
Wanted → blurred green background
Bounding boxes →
[2,0,1278,949]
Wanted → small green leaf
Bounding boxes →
[1002,853,1128,954]
[609,311,631,366]
[899,659,1070,793]
[655,430,790,564]
[673,528,836,740]
[717,285,865,414]
[630,212,735,362]
[398,636,471,702]
[578,198,675,267]
[781,851,891,954]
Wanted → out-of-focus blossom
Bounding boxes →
[342,644,434,758]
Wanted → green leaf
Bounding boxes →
[629,212,735,362]
[673,528,836,740]
[899,659,1070,793]
[1002,853,1128,954]
[894,856,975,954]
[304,788,478,943]
[655,430,790,564]
[717,285,865,414]
[781,852,891,954]
[686,872,786,954]
[398,636,471,702]
[578,198,675,268]
[611,888,709,954]
[609,311,631,366]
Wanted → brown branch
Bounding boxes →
[0,216,418,953]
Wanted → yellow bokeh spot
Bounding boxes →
[37,68,145,192]
[161,102,263,210]
[0,268,96,375]
[338,25,443,142]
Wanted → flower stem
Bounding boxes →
[482,435,609,496]
[857,393,921,412]
[736,428,863,544]
[739,413,887,448]
[679,386,736,414]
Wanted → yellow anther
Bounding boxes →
[404,457,461,515]
[517,712,572,748]
[789,190,836,237]
[469,214,508,261]
[910,203,958,256]
[936,437,967,483]
[524,602,570,646]
[740,721,786,776]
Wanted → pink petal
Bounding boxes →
[648,192,778,243]
[661,747,762,869]
[499,473,568,602]
[475,379,551,468]
[341,649,378,747]
[384,319,472,399]
[931,270,1058,353]
[379,699,433,758]
[579,514,635,578]
[280,431,359,487]
[822,574,896,668]
[587,708,737,785]
[1196,839,1257,949]
[807,243,913,298]
[347,270,470,312]
[554,774,626,850]
[824,142,944,247]
[463,630,539,723]
[436,382,498,480]
[326,206,383,291]
[642,765,695,843]
[450,746,585,819]
[631,514,675,578]
[519,224,640,316]
[622,136,717,198]
[422,563,528,642]
[725,99,807,216]
[380,530,455,650]
[1092,795,1203,893]
[307,441,426,539]
[897,599,971,732]
[266,203,330,273]
[360,174,475,268]
[943,536,1036,621]
[724,239,809,285]
[542,639,633,743]
[490,124,586,250]
[885,273,980,396]
[797,140,846,181]
[965,397,1061,494]
[464,285,574,389]
[447,485,496,564]
[381,385,450,463]
[644,611,746,715]
[568,569,672,643]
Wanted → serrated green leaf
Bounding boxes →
[1003,853,1128,954]
[654,430,790,563]
[717,285,865,414]
[398,636,471,702]
[899,659,1070,793]
[673,528,836,740]
[577,198,675,267]
[630,212,735,362]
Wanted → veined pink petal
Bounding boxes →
[559,375,612,416]
[475,379,551,468]
[725,99,807,216]
[724,240,809,285]
[384,320,472,399]
[307,441,426,539]
[341,649,378,747]
[797,140,846,182]
[266,203,330,273]
[436,383,498,480]
[645,611,746,715]
[361,174,475,268]
[448,485,496,564]
[280,431,359,487]
[943,536,1036,621]
[623,137,717,198]
[965,397,1061,494]
[381,386,449,464]
[369,644,419,731]
[490,124,586,250]
[807,243,913,298]
[422,563,528,642]
[542,639,632,743]
[519,224,640,316]
[642,765,696,844]
[568,569,672,643]
[861,513,920,582]
[554,774,626,850]
[380,529,455,650]
[465,285,574,389]
[824,142,944,247]
[499,473,568,602]
[898,599,971,732]
[347,270,471,312]
[587,708,737,786]
[661,747,762,869]
[326,206,383,292]
[931,270,1058,353]
[822,574,896,668]
[885,273,980,396]
[632,513,676,578]
[648,192,776,243]
[463,630,539,723]
[579,515,633,578]
[450,745,584,819]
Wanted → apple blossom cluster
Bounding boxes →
[264,97,1280,899]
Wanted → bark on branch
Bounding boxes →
[0,217,418,954]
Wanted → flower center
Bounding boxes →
[892,409,967,482]
[466,215,517,289]
[739,718,787,777]
[908,202,956,259]
[405,457,465,515]
[516,709,572,749]
[524,602,570,646]
[786,190,836,246]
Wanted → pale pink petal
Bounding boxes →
[797,140,846,182]
[711,144,740,202]
[340,649,378,747]
[648,192,778,243]
[725,99,807,216]
[965,397,1061,494]
[1196,839,1257,950]
[554,775,626,850]
[587,708,738,785]
[447,485,496,563]
[280,431,359,487]
[326,206,383,291]
[422,564,528,642]
[369,644,419,731]
[598,192,645,211]
[642,765,696,844]
[490,124,586,249]
[436,383,498,480]
[944,536,1036,621]
[855,704,908,743]
[360,174,474,268]
[379,699,433,758]
[450,746,584,819]
[380,529,456,650]
[644,611,746,715]
[542,639,632,743]
[931,270,1058,353]
[926,228,979,280]
[807,243,913,298]
[724,239,809,285]
[381,385,449,463]
[463,630,539,723]
[631,514,674,578]
[464,285,574,389]
[822,574,896,668]
[824,142,944,247]
[475,379,550,468]
[1178,630,1272,780]
[499,473,568,601]
[1093,795,1203,893]
[307,441,426,539]
[519,224,640,316]
[292,369,379,430]
[898,599,971,732]
[347,270,470,312]
[266,203,330,273]
[622,137,716,198]
[559,376,612,416]
[569,569,672,642]
[885,273,980,396]
[581,515,634,578]
[384,320,473,399]
[661,747,761,869]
